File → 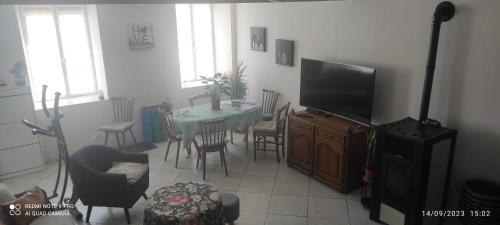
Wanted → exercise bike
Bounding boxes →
[22,85,82,220]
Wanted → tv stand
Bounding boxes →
[305,108,333,118]
[287,110,369,193]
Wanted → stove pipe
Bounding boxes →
[418,1,455,126]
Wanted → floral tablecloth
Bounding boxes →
[144,182,223,225]
[173,101,262,146]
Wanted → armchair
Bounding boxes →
[69,145,149,224]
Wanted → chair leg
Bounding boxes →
[129,129,139,150]
[202,151,207,180]
[187,143,192,155]
[122,132,127,151]
[196,152,200,169]
[104,132,109,146]
[253,133,257,161]
[164,140,172,161]
[142,193,148,200]
[244,128,249,153]
[230,129,234,144]
[193,140,200,169]
[263,136,267,152]
[124,208,131,224]
[275,136,280,163]
[115,133,121,149]
[219,151,224,166]
[85,206,93,223]
[281,133,286,158]
[175,141,181,168]
[221,148,228,177]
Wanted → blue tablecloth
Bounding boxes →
[173,101,262,146]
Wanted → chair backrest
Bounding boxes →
[189,94,211,107]
[199,117,227,150]
[160,110,177,139]
[262,89,280,115]
[276,102,290,132]
[111,97,134,123]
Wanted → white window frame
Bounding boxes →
[17,5,99,101]
[176,4,219,89]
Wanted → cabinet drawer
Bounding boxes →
[0,122,38,150]
[316,128,344,143]
[290,119,314,132]
[0,94,34,123]
[0,144,44,176]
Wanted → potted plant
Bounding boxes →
[200,73,229,110]
[10,61,28,87]
[226,62,248,100]
[363,126,377,184]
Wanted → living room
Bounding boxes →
[1,0,500,225]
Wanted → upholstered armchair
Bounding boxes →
[69,145,149,224]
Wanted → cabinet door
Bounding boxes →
[287,126,314,172]
[314,130,344,186]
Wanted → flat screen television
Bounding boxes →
[300,58,376,126]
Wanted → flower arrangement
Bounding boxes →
[199,62,249,108]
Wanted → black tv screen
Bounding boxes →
[300,58,376,126]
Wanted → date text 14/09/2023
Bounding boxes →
[422,210,491,217]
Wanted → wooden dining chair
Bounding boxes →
[189,94,211,107]
[193,117,229,180]
[262,89,280,121]
[99,97,138,150]
[190,93,236,144]
[253,102,290,163]
[160,110,184,168]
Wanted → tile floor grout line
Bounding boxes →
[346,199,352,225]
[265,155,279,219]
[236,148,250,191]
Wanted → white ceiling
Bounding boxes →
[0,0,345,4]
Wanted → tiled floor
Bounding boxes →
[1,133,376,225]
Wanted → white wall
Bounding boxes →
[236,0,500,208]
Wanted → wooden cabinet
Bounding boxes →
[0,88,44,179]
[287,119,314,173]
[287,111,368,193]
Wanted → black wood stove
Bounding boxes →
[369,2,459,225]
[369,117,457,225]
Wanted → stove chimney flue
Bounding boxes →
[418,1,455,127]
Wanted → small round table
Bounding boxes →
[144,182,224,225]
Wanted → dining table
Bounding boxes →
[172,100,262,149]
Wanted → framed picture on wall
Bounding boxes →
[275,39,294,66]
[250,27,266,52]
[128,23,154,50]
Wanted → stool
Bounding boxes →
[221,193,239,225]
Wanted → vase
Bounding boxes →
[211,97,221,110]
[14,74,27,87]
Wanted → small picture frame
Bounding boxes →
[128,23,154,50]
[250,27,266,52]
[275,39,294,66]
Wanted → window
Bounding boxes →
[17,5,105,102]
[175,4,233,88]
